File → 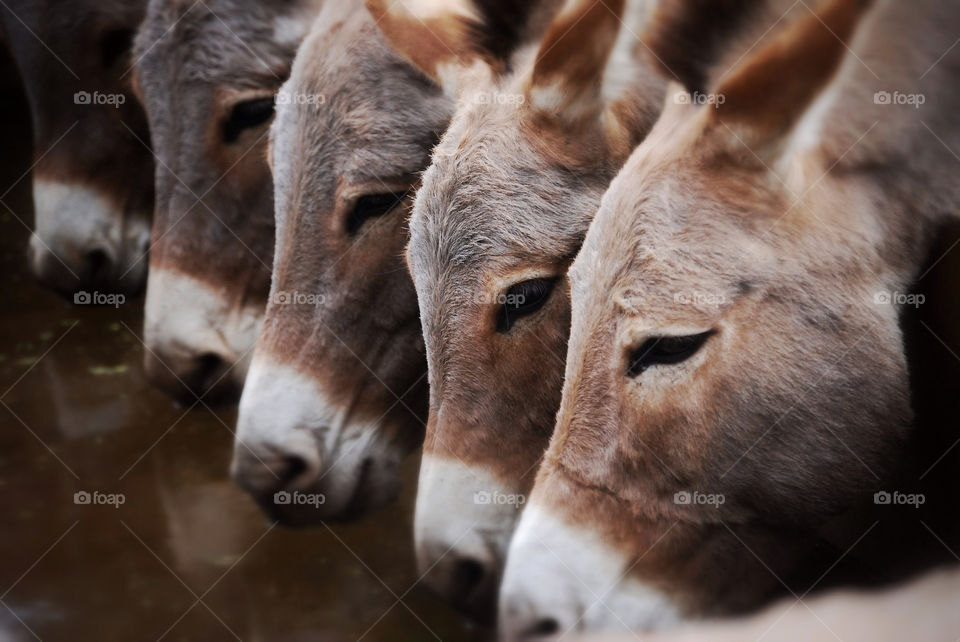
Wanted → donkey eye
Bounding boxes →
[346,192,407,236]
[223,98,275,143]
[626,331,714,377]
[497,278,556,333]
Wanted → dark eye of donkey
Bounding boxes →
[346,192,408,236]
[626,331,714,377]
[223,98,275,143]
[497,278,556,333]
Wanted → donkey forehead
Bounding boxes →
[298,56,440,140]
[135,0,300,86]
[411,132,596,268]
[569,186,784,326]
[272,97,443,214]
[572,189,879,336]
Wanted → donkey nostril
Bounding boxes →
[450,558,486,601]
[277,455,308,486]
[526,617,560,638]
[83,249,111,283]
[274,455,308,489]
[193,352,225,388]
[196,352,223,372]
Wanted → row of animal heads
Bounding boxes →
[6,0,958,636]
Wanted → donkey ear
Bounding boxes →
[525,0,625,122]
[366,0,485,87]
[645,0,763,94]
[710,0,874,144]
[366,0,543,92]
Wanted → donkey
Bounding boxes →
[500,0,960,636]
[0,0,154,297]
[231,0,550,523]
[133,0,321,403]
[369,0,667,619]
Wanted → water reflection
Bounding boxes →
[0,55,486,642]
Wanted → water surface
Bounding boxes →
[0,54,486,642]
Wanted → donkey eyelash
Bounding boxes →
[496,277,557,333]
[223,97,275,143]
[345,191,409,236]
[626,331,714,378]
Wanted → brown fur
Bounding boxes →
[231,0,474,524]
[393,0,666,621]
[367,5,483,78]
[366,0,557,81]
[0,0,154,295]
[504,0,960,633]
[645,0,763,92]
[133,0,320,402]
[715,0,875,137]
[527,0,625,115]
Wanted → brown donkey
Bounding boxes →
[501,0,960,636]
[232,0,550,523]
[1,0,154,297]
[230,0,449,523]
[372,0,666,620]
[133,0,321,403]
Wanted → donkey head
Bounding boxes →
[230,0,453,524]
[134,0,319,403]
[378,0,664,620]
[2,0,153,296]
[500,0,927,636]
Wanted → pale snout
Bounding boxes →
[231,357,404,525]
[414,456,526,623]
[142,269,262,404]
[499,503,681,640]
[29,179,150,296]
